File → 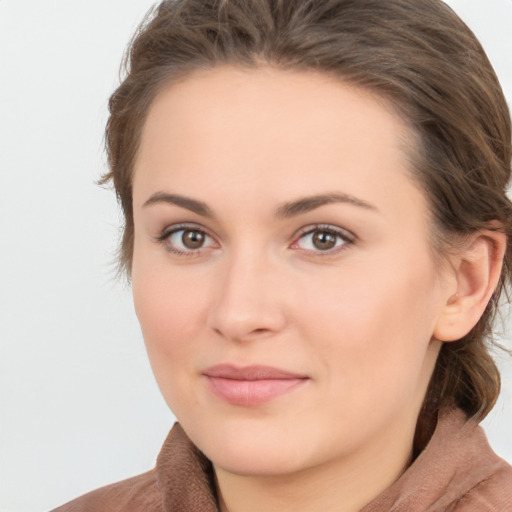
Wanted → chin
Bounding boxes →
[183,416,321,477]
[210,445,308,477]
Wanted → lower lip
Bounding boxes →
[204,376,307,406]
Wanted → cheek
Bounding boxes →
[131,257,210,404]
[132,241,210,343]
[297,250,441,393]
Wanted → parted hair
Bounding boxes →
[104,0,512,421]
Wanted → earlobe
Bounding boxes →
[433,229,506,342]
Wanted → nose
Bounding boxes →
[207,248,288,342]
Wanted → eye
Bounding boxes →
[157,225,217,256]
[292,225,353,254]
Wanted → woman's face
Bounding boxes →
[131,66,452,476]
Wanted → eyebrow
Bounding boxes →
[142,191,377,218]
[275,193,378,218]
[142,192,214,217]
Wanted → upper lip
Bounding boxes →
[202,364,307,380]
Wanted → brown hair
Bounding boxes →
[104,0,512,421]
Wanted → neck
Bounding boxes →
[214,414,417,512]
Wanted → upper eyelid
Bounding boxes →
[294,223,356,242]
[160,222,354,235]
[160,222,212,238]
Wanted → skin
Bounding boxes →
[130,66,502,512]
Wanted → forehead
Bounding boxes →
[137,65,410,163]
[133,65,425,223]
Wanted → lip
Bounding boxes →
[202,364,309,406]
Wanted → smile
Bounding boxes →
[202,364,309,406]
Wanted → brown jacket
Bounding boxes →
[52,408,512,511]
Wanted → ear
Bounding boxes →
[433,228,507,342]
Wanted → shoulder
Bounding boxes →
[361,408,512,512]
[49,423,217,512]
[51,469,163,512]
[435,409,512,511]
[450,458,512,511]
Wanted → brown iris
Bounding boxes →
[312,231,337,250]
[182,230,205,249]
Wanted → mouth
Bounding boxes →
[202,364,309,407]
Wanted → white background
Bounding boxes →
[1,1,511,511]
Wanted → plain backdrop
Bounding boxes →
[1,1,511,511]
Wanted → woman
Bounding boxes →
[53,0,512,510]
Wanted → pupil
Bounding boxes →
[313,231,336,250]
[182,230,204,249]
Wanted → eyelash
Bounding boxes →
[292,224,355,256]
[155,223,355,257]
[155,223,216,257]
